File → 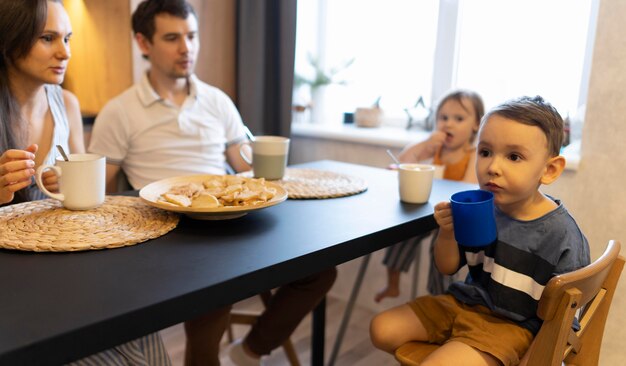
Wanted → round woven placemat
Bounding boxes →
[0,196,179,252]
[242,168,368,199]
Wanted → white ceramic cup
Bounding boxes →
[240,136,290,180]
[433,164,445,179]
[398,163,435,204]
[35,153,106,210]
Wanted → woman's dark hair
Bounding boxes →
[0,0,49,152]
[132,0,196,41]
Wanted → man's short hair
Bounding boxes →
[131,0,196,41]
[482,96,564,157]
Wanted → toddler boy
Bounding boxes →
[370,96,590,366]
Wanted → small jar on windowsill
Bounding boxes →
[354,107,382,128]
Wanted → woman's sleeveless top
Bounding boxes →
[14,85,70,203]
[433,147,474,181]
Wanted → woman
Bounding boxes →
[0,1,170,364]
[0,0,83,205]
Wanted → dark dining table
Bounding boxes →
[0,160,474,365]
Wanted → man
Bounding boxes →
[88,1,336,365]
[90,1,248,191]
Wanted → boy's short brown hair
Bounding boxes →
[482,96,564,157]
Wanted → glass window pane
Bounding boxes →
[455,0,593,115]
[295,0,439,124]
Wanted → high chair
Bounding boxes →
[228,291,301,366]
[394,240,624,366]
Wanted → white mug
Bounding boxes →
[240,136,290,180]
[35,153,106,210]
[433,164,445,179]
[398,163,435,204]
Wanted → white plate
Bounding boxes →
[139,174,288,220]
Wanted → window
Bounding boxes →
[455,0,594,116]
[294,0,439,125]
[294,0,597,142]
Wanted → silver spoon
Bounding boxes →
[244,125,256,142]
[386,149,400,165]
[56,145,69,161]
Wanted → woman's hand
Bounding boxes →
[41,169,59,193]
[0,144,38,204]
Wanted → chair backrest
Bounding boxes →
[526,240,624,366]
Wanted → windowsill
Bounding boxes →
[291,122,430,149]
[291,122,581,171]
[561,139,581,171]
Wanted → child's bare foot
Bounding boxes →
[375,286,400,302]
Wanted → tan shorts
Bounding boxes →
[408,294,533,366]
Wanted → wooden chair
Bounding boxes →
[395,240,624,366]
[228,291,301,366]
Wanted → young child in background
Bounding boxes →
[370,96,590,366]
[375,89,484,302]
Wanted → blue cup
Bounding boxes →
[450,190,497,247]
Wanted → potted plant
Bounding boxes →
[294,54,354,123]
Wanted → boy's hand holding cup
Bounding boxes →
[433,201,454,232]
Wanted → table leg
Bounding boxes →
[312,296,326,366]
[327,253,371,366]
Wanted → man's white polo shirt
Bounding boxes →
[89,73,247,189]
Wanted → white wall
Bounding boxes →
[542,0,626,363]
[543,0,626,267]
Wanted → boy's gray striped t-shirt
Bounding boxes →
[448,199,590,334]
